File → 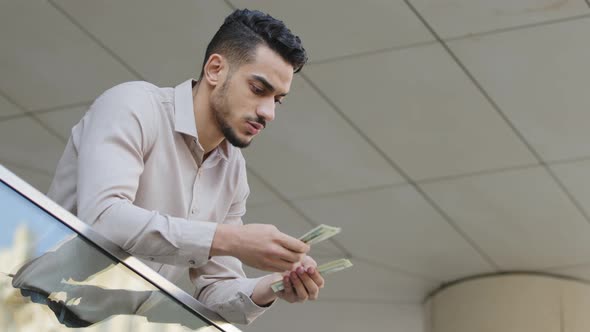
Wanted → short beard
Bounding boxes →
[211,76,252,149]
[220,120,251,148]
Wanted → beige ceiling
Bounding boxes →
[2,1,590,331]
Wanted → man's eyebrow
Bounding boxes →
[251,74,288,97]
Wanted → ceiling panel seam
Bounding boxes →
[275,183,406,204]
[30,101,93,114]
[0,102,93,124]
[443,13,590,43]
[0,88,65,144]
[223,0,237,10]
[29,113,68,144]
[0,113,27,123]
[0,90,27,114]
[306,40,438,66]
[416,163,540,185]
[0,160,54,177]
[549,155,590,166]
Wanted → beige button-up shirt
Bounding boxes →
[47,79,270,324]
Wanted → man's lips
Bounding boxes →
[246,121,264,135]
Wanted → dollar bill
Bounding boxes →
[298,224,341,245]
[271,258,353,293]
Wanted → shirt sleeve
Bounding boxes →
[190,163,275,324]
[74,82,216,268]
[191,221,275,325]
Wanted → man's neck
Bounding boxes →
[192,81,225,154]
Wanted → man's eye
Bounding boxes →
[251,85,264,95]
[275,99,283,105]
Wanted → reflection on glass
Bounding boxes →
[0,181,221,332]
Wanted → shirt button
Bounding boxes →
[148,257,154,261]
[191,209,196,214]
[189,260,196,265]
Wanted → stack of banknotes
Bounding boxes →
[271,224,353,293]
[298,224,342,245]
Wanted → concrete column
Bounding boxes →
[424,273,590,332]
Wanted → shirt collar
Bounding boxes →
[218,139,230,161]
[174,79,198,138]
[174,79,229,161]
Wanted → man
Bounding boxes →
[45,8,324,324]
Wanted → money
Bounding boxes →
[298,224,341,245]
[271,258,353,293]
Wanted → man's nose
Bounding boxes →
[256,100,276,123]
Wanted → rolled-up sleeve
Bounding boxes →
[75,83,215,268]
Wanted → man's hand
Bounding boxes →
[210,223,309,272]
[251,255,325,306]
[277,255,324,303]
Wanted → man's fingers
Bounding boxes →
[290,271,308,301]
[307,266,325,288]
[283,275,294,296]
[301,256,317,268]
[278,234,309,254]
[267,258,297,272]
[274,246,305,264]
[297,267,319,300]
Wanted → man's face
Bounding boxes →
[210,45,294,148]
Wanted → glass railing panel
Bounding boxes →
[0,166,240,332]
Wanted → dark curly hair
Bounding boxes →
[199,9,307,78]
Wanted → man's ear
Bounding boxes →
[203,54,226,87]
